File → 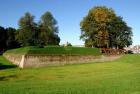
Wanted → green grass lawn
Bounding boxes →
[0,54,140,94]
[5,46,101,55]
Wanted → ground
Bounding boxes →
[0,54,140,94]
[5,46,101,55]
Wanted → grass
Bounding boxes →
[0,54,140,94]
[4,46,101,55]
[0,56,17,70]
[4,47,31,54]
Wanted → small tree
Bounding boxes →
[67,42,72,47]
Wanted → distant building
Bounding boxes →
[132,45,140,53]
[125,45,140,54]
[73,45,85,47]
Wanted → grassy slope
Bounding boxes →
[5,46,101,55]
[0,54,140,94]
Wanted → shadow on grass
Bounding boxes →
[0,63,17,70]
[0,75,18,81]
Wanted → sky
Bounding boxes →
[0,0,140,45]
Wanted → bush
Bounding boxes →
[127,50,133,54]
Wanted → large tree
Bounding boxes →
[16,12,37,46]
[39,11,60,45]
[80,6,132,48]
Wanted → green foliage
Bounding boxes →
[48,34,60,45]
[0,26,20,51]
[109,16,133,48]
[5,46,101,55]
[16,12,37,46]
[39,12,60,45]
[85,39,93,47]
[64,42,72,47]
[6,27,20,49]
[80,6,133,48]
[17,12,60,46]
[39,11,60,46]
[0,54,140,94]
[0,11,60,51]
[67,43,72,47]
[0,26,7,51]
[16,12,60,47]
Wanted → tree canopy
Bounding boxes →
[16,11,60,47]
[80,6,133,49]
[0,26,19,51]
[17,12,36,46]
[39,11,60,46]
[6,27,20,49]
[0,26,7,51]
[0,11,60,52]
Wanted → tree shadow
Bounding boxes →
[0,63,17,70]
[0,75,18,81]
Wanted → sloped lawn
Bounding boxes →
[0,54,140,94]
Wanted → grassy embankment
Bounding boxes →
[0,54,140,94]
[4,46,101,55]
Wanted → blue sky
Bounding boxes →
[0,0,140,45]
